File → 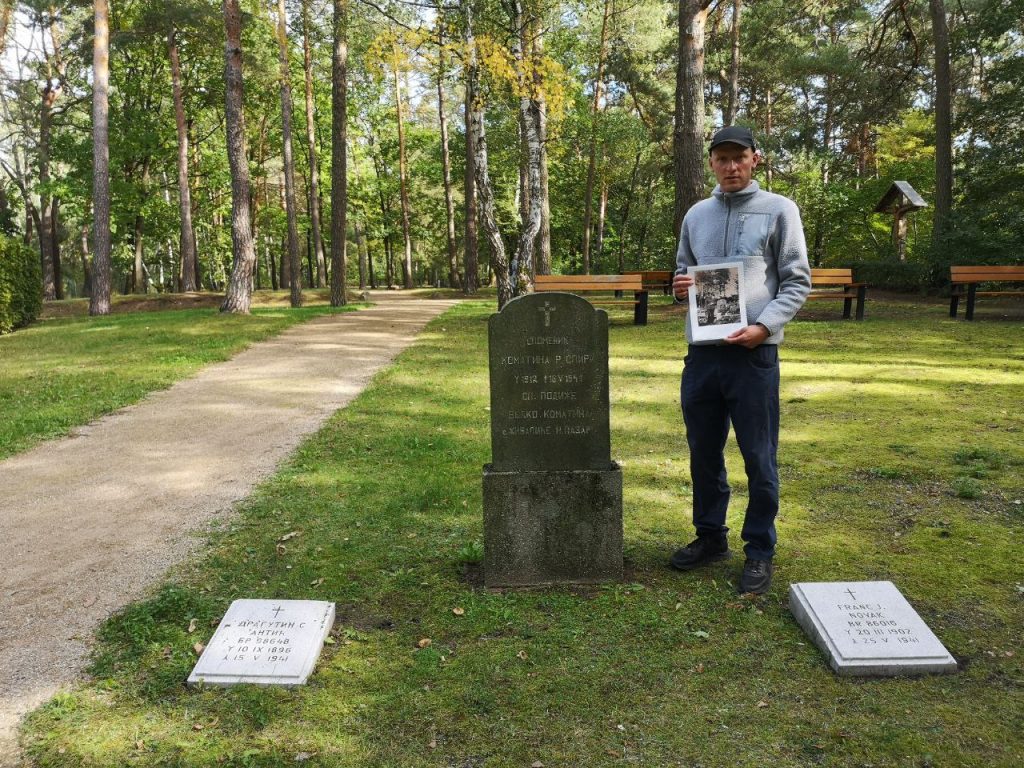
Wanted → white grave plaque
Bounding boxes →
[790,581,957,676]
[188,599,335,687]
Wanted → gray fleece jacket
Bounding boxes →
[675,180,811,345]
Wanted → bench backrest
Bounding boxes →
[951,266,1024,284]
[624,270,673,287]
[810,268,855,287]
[535,274,644,292]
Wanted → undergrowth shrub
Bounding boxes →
[0,235,41,334]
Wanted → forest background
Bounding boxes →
[0,0,1021,320]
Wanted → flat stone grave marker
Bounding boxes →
[789,581,957,676]
[188,599,335,687]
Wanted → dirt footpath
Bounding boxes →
[0,292,460,766]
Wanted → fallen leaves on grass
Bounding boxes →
[417,638,432,649]
[193,642,205,656]
[187,618,198,633]
[278,531,300,543]
[452,607,465,616]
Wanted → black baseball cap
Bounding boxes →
[709,126,756,154]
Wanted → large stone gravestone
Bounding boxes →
[188,599,335,687]
[790,581,957,676]
[483,292,623,587]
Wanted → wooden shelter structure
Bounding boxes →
[874,181,928,261]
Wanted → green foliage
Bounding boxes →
[0,235,42,334]
[4,0,1022,298]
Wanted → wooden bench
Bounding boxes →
[534,274,649,325]
[806,268,867,320]
[950,266,1024,320]
[625,270,673,295]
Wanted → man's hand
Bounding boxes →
[672,273,694,301]
[725,323,770,348]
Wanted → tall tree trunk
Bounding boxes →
[513,0,542,296]
[764,87,773,191]
[0,0,14,60]
[79,220,92,296]
[220,0,258,314]
[38,11,65,300]
[595,174,607,265]
[368,131,394,287]
[365,226,377,289]
[188,119,203,288]
[133,162,150,293]
[39,87,59,300]
[89,0,112,316]
[723,0,741,126]
[168,28,198,292]
[51,197,62,296]
[463,12,479,294]
[518,113,530,229]
[355,220,367,289]
[392,44,414,288]
[581,0,610,274]
[618,151,641,272]
[276,0,303,307]
[533,13,551,276]
[134,215,146,292]
[268,236,278,290]
[929,0,953,245]
[674,0,712,237]
[466,2,510,306]
[330,0,348,306]
[303,0,327,289]
[435,14,460,289]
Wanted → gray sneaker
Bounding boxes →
[739,558,774,594]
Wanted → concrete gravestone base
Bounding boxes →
[483,464,623,587]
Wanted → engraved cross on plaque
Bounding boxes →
[539,301,556,328]
[845,589,857,601]
[272,606,284,618]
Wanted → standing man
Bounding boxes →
[670,126,811,594]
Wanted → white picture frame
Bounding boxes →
[687,261,747,342]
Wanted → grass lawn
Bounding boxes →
[0,289,361,460]
[20,293,1024,767]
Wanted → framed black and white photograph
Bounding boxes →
[687,261,747,342]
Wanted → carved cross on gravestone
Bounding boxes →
[539,301,556,328]
[845,588,857,601]
[272,606,284,618]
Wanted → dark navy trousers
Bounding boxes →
[680,343,780,560]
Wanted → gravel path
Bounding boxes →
[0,292,460,766]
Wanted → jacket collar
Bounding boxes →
[712,180,761,201]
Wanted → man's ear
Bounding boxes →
[752,150,763,168]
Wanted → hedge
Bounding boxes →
[0,236,42,334]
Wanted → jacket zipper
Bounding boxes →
[723,197,732,258]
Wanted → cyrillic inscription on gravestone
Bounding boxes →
[488,292,610,472]
[789,581,957,676]
[188,599,335,687]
